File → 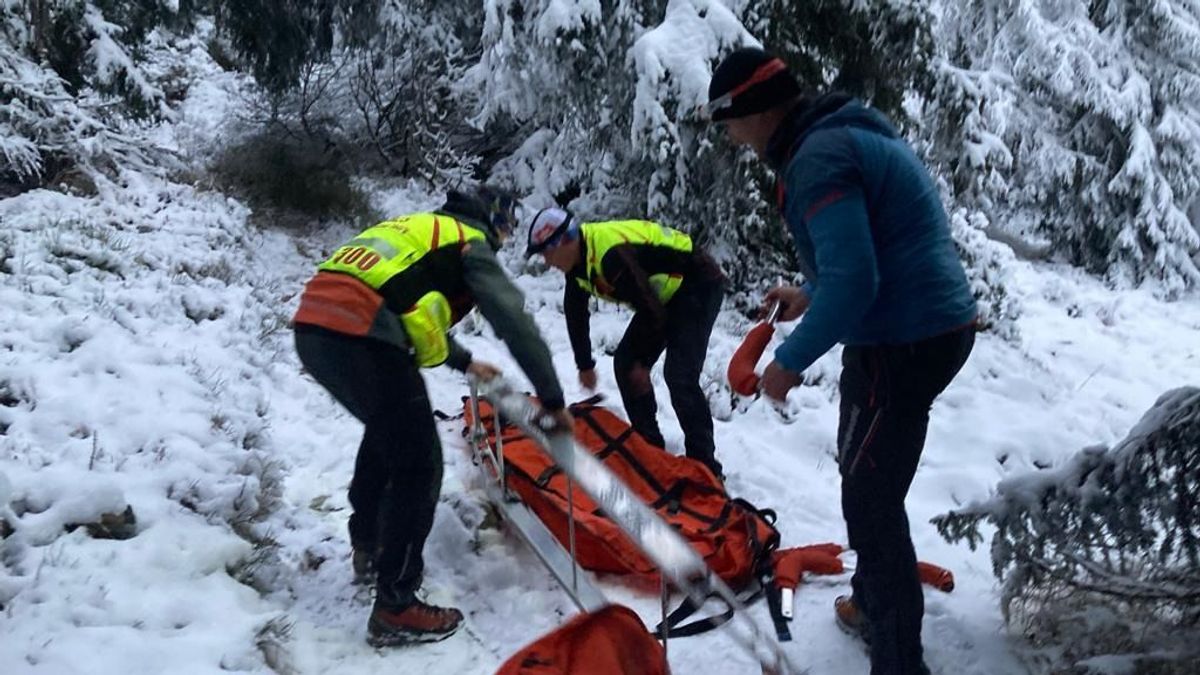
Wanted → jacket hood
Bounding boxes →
[765,94,899,172]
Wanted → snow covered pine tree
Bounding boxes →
[935,387,1200,672]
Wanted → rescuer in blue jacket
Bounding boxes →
[707,46,978,675]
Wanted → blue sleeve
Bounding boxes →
[774,131,879,373]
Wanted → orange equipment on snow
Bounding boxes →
[465,391,957,664]
[462,396,779,590]
[773,543,846,587]
[495,604,669,675]
[727,302,780,395]
[772,544,846,620]
[770,545,955,621]
[917,561,955,593]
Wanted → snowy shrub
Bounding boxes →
[0,42,159,193]
[253,615,296,675]
[934,387,1200,672]
[208,132,375,230]
[0,468,134,546]
[949,207,1022,340]
[225,529,283,594]
[213,1,480,189]
[213,0,378,95]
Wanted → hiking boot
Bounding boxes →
[351,543,378,585]
[366,598,463,647]
[834,595,871,644]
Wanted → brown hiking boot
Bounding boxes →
[834,595,871,644]
[367,598,463,647]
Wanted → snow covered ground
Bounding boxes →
[3,78,1199,675]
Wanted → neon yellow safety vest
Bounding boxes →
[575,220,693,305]
[318,213,486,367]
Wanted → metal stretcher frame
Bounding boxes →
[467,384,609,614]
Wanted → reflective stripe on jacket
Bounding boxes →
[294,213,486,366]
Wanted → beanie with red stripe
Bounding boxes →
[706,47,801,122]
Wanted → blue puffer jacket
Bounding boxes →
[765,95,977,373]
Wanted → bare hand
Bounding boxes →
[762,286,811,323]
[760,360,802,402]
[578,368,598,390]
[466,360,502,382]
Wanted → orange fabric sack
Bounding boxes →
[464,396,779,589]
[495,604,668,675]
[727,322,774,395]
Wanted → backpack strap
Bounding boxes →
[571,404,670,497]
[569,394,606,409]
[735,498,790,641]
[653,583,766,638]
[535,465,562,488]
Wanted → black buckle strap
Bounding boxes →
[596,428,636,460]
[762,572,792,641]
[534,465,562,488]
[702,501,735,534]
[572,404,669,498]
[653,583,766,638]
[568,394,605,410]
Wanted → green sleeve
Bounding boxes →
[462,245,565,410]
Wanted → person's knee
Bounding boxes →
[368,413,440,464]
[618,362,653,396]
[389,452,442,501]
[844,516,910,559]
[612,345,636,373]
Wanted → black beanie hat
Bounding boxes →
[706,47,801,121]
[440,185,519,250]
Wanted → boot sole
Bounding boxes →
[367,622,461,648]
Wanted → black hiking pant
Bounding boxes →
[837,324,975,675]
[614,280,724,476]
[294,324,441,609]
